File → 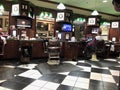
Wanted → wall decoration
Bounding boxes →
[88,18,96,25]
[11,4,20,16]
[5,18,9,27]
[56,12,64,22]
[111,21,119,28]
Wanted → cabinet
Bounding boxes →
[56,9,73,23]
[9,1,36,38]
[86,16,101,35]
[11,1,34,17]
[109,21,120,42]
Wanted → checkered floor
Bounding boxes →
[0,58,119,90]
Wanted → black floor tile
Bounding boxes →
[91,68,111,74]
[0,67,28,80]
[109,67,120,71]
[0,80,28,90]
[39,74,57,81]
[89,80,104,90]
[103,82,118,90]
[77,62,91,67]
[21,77,35,84]
[68,70,82,77]
[53,74,66,83]
[73,87,87,90]
[8,76,26,82]
[57,85,73,90]
[78,71,90,78]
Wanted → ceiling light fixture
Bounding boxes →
[57,3,66,10]
[103,0,108,3]
[91,10,99,16]
[0,4,4,15]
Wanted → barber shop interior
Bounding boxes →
[0,0,120,90]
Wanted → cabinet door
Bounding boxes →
[64,42,78,60]
[4,40,19,59]
[32,41,43,58]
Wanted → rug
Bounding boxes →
[35,63,83,75]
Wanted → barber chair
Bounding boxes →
[114,43,120,59]
[96,40,106,58]
[90,40,105,61]
[47,40,61,65]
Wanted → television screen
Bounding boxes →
[16,18,32,28]
[92,28,99,34]
[62,23,72,32]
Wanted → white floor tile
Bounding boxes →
[64,76,78,81]
[30,80,47,87]
[40,87,53,90]
[18,70,42,79]
[110,70,120,76]
[102,74,115,83]
[61,79,76,86]
[90,72,102,81]
[63,61,77,65]
[22,85,41,90]
[18,64,37,69]
[43,82,60,90]
[77,77,90,84]
[78,66,91,72]
[58,72,70,75]
[75,81,89,89]
[104,58,117,62]
[91,65,109,69]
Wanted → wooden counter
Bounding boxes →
[2,39,86,60]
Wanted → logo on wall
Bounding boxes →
[88,18,96,25]
[56,12,64,22]
[111,22,119,28]
[11,4,20,16]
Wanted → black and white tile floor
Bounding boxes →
[0,58,119,90]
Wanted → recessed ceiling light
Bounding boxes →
[103,0,108,3]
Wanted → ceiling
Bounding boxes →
[29,0,120,20]
[6,0,120,20]
[49,0,119,15]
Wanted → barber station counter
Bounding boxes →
[2,39,86,60]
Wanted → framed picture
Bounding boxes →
[0,18,2,27]
[5,18,9,27]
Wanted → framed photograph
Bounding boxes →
[0,18,2,27]
[5,18,9,27]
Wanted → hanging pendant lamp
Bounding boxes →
[57,3,66,10]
